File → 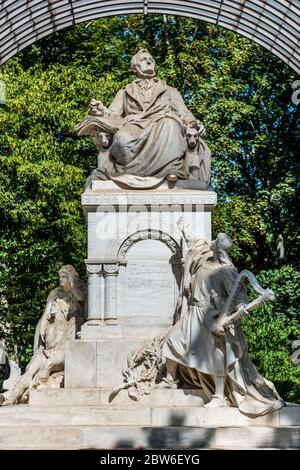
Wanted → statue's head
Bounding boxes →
[212,233,233,265]
[131,49,156,79]
[59,265,80,288]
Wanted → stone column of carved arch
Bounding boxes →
[86,263,103,322]
[103,264,119,323]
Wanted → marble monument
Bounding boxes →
[0,49,295,450]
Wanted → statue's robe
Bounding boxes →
[162,258,284,417]
[94,78,199,179]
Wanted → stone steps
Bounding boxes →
[27,388,300,425]
[0,424,299,450]
[0,401,299,428]
[0,389,300,429]
[28,387,206,408]
[0,389,299,449]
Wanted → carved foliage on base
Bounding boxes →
[109,334,166,402]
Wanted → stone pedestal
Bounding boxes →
[65,181,217,390]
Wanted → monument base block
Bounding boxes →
[65,337,150,389]
[0,392,299,449]
[78,184,218,392]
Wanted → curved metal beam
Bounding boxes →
[0,1,299,73]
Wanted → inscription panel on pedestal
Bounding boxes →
[124,240,181,329]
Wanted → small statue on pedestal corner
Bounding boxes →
[160,218,284,417]
[1,265,86,406]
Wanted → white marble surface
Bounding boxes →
[91,180,209,191]
[65,338,149,389]
[65,340,97,388]
[123,239,180,330]
[2,401,300,428]
[85,194,214,261]
[0,424,298,450]
[29,387,206,407]
[0,402,299,449]
[279,403,300,426]
[96,339,148,388]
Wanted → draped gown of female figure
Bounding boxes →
[162,241,284,417]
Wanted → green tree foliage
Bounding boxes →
[212,196,268,270]
[244,267,300,402]
[0,64,89,360]
[0,15,299,399]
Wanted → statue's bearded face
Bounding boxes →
[134,52,155,78]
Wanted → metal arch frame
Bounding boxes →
[0,1,299,73]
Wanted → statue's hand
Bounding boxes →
[90,98,106,117]
[210,309,226,336]
[236,304,249,320]
[177,217,185,232]
[212,325,225,336]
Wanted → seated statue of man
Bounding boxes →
[76,49,211,187]
[1,265,86,405]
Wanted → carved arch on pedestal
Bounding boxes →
[117,229,182,262]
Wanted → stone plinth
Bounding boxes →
[82,182,216,327]
[65,337,149,389]
[67,181,217,390]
